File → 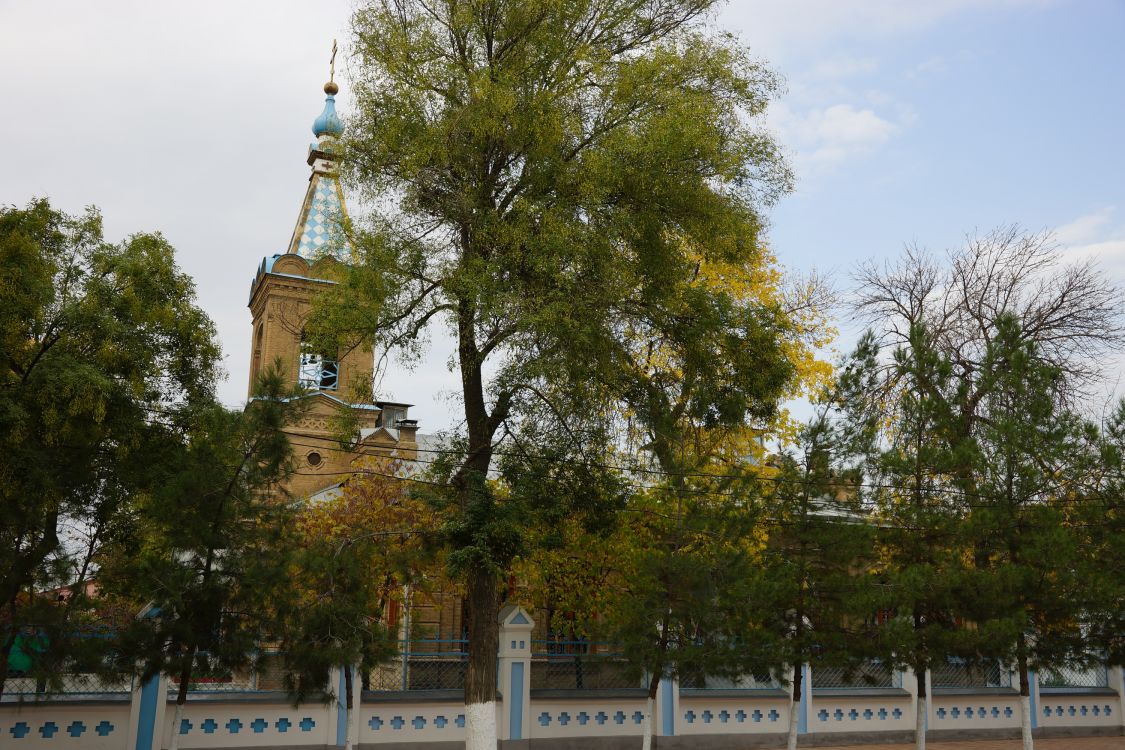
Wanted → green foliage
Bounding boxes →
[0,198,219,693]
[317,0,799,710]
[958,317,1091,677]
[1076,401,1125,665]
[860,324,985,688]
[275,460,436,703]
[609,484,765,694]
[750,372,878,698]
[99,366,301,702]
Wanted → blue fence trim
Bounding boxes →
[1029,670,1038,729]
[134,675,159,750]
[510,662,525,740]
[661,677,675,736]
[798,665,809,734]
[336,669,347,746]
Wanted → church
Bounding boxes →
[243,74,468,645]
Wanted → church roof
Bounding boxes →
[287,169,348,259]
[283,81,350,261]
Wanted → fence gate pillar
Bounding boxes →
[126,672,168,750]
[498,604,534,742]
[656,675,679,737]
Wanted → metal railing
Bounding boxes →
[1039,664,1109,690]
[681,671,782,690]
[366,640,468,692]
[167,657,259,694]
[813,662,900,690]
[4,671,133,698]
[531,641,644,690]
[931,659,1010,689]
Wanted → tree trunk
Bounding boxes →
[642,670,661,750]
[787,663,801,750]
[915,667,927,750]
[168,661,192,750]
[1018,655,1033,750]
[465,569,500,750]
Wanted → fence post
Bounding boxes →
[656,675,679,737]
[328,666,346,747]
[902,665,918,734]
[798,664,810,735]
[126,672,168,750]
[1113,666,1125,731]
[498,604,534,743]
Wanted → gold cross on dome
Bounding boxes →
[329,39,337,83]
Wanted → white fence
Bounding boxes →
[3,607,1123,748]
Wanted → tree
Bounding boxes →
[854,226,1124,404]
[518,461,769,750]
[1075,402,1125,667]
[277,456,437,750]
[861,326,981,750]
[622,486,765,750]
[958,318,1090,750]
[752,367,877,750]
[99,369,300,750]
[317,2,797,746]
[0,199,219,696]
[853,228,1125,750]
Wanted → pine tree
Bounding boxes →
[753,372,877,750]
[99,367,300,750]
[958,317,1088,750]
[1075,402,1125,668]
[863,326,979,750]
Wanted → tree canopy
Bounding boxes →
[0,198,220,696]
[309,3,817,747]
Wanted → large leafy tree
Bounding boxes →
[316,2,799,745]
[0,199,219,696]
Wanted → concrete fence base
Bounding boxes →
[4,607,1124,749]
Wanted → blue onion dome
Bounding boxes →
[312,81,344,138]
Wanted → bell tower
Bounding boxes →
[246,66,418,500]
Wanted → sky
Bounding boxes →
[2,0,1123,431]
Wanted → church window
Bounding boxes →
[251,325,264,379]
[298,334,338,391]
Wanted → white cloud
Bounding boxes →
[771,103,902,172]
[1055,209,1125,283]
[1056,207,1116,246]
